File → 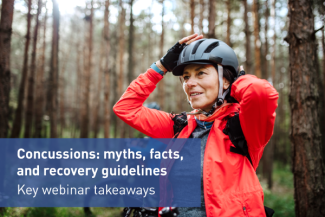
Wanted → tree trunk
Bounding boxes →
[0,0,14,137]
[261,0,274,190]
[322,17,325,161]
[103,0,110,138]
[48,0,60,138]
[59,34,71,137]
[253,0,261,78]
[72,30,81,138]
[93,2,109,138]
[33,2,47,138]
[59,56,67,137]
[11,0,32,138]
[207,0,216,38]
[111,30,118,138]
[147,7,153,68]
[110,25,118,138]
[118,0,125,100]
[199,0,204,34]
[262,0,269,79]
[24,0,42,138]
[190,0,195,35]
[262,134,274,189]
[80,18,88,138]
[288,0,325,216]
[226,0,231,46]
[93,37,104,139]
[243,0,251,74]
[158,0,165,110]
[127,0,135,138]
[59,21,74,137]
[271,0,276,83]
[0,2,14,214]
[80,0,94,138]
[117,0,126,138]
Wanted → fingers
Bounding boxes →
[240,65,244,71]
[186,34,204,45]
[179,33,199,44]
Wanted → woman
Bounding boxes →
[113,34,278,217]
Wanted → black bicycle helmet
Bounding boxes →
[172,38,239,108]
[172,38,238,76]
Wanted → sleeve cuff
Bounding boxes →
[150,62,165,76]
[146,68,163,84]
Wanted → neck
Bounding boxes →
[202,99,228,113]
[186,100,229,116]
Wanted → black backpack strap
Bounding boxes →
[171,112,188,138]
[223,114,275,217]
[223,113,253,167]
[264,206,275,217]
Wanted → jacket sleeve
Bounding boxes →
[230,75,279,169]
[113,68,175,138]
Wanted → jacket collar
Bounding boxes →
[188,103,240,124]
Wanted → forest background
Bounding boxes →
[0,0,324,216]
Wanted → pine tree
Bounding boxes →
[243,0,251,74]
[287,0,325,215]
[207,0,216,38]
[24,0,42,138]
[253,0,261,77]
[11,0,32,138]
[48,0,60,138]
[0,0,15,138]
[103,0,111,138]
[33,1,48,138]
[80,0,94,138]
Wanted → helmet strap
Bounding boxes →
[217,65,229,106]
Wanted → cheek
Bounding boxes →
[205,82,219,98]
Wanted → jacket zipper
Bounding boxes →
[243,206,249,217]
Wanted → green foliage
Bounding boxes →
[263,163,295,217]
[272,163,293,189]
[0,207,123,217]
[264,193,295,217]
[24,208,57,217]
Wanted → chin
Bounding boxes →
[190,102,205,110]
[190,100,214,111]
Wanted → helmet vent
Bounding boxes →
[204,42,219,53]
[191,40,204,54]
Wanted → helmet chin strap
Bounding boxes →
[217,64,229,106]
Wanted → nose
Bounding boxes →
[185,76,198,88]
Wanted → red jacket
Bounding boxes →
[113,68,278,217]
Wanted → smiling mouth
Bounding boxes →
[190,92,203,97]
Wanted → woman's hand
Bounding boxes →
[179,33,204,45]
[158,33,203,72]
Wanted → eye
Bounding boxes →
[183,75,190,81]
[198,71,205,76]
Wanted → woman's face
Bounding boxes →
[182,64,229,112]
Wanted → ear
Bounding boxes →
[223,77,230,90]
